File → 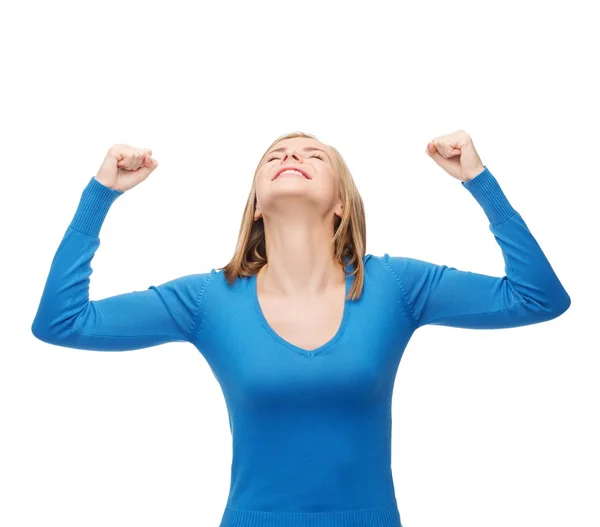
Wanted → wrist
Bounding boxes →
[461,164,486,182]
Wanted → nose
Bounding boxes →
[283,150,301,162]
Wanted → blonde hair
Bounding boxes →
[218,131,367,301]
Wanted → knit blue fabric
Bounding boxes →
[32,166,570,527]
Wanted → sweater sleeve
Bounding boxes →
[31,176,214,351]
[378,166,571,331]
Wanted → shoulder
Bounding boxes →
[368,253,443,287]
[368,253,415,274]
[155,269,218,292]
[151,270,219,312]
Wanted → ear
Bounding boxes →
[254,202,262,221]
[333,199,344,220]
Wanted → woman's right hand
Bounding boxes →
[95,143,159,192]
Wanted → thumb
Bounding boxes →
[134,155,159,180]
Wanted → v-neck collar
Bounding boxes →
[251,259,354,358]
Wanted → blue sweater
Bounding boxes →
[32,167,570,527]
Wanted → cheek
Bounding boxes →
[320,170,340,192]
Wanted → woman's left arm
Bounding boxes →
[379,132,570,331]
[380,167,570,330]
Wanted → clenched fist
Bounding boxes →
[425,130,485,182]
[95,143,159,192]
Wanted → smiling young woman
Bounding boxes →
[32,132,570,527]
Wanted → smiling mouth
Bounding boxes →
[273,169,311,180]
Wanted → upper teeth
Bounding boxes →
[278,169,306,178]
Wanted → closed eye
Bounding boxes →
[266,154,324,162]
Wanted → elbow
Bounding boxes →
[31,319,53,344]
[31,317,64,345]
[558,291,572,314]
[31,322,47,343]
[32,311,82,346]
[546,289,571,320]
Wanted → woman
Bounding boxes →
[32,130,571,527]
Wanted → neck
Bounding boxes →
[259,218,345,298]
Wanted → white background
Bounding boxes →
[2,1,598,526]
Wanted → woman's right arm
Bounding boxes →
[31,148,215,351]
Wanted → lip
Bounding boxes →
[272,166,312,181]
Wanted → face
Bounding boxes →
[253,138,343,222]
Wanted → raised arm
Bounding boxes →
[378,166,571,331]
[31,169,214,351]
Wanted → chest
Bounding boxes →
[257,287,346,352]
[193,269,416,407]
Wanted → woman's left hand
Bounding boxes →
[426,130,486,182]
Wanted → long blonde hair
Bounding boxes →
[218,131,367,301]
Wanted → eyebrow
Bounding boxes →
[266,146,330,160]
